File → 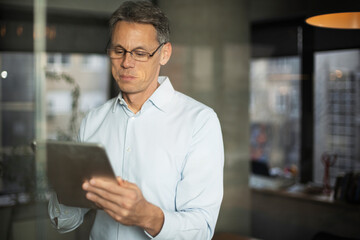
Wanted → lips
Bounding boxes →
[120,74,137,81]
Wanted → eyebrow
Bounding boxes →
[111,43,148,51]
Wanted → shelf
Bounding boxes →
[250,179,360,210]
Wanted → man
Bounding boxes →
[48,1,224,239]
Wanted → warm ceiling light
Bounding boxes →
[306,0,360,29]
[306,12,360,29]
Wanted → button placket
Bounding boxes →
[122,115,135,180]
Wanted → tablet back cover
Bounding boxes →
[46,141,115,208]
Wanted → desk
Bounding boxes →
[251,180,360,210]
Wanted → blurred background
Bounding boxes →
[0,0,359,239]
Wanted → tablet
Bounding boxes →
[45,141,116,208]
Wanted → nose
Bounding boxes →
[121,52,135,69]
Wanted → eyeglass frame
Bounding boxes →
[106,42,167,62]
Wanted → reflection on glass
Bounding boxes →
[46,53,110,140]
[0,52,110,205]
[0,52,35,202]
[314,49,360,186]
[250,56,301,180]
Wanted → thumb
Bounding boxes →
[116,177,134,188]
[116,176,126,185]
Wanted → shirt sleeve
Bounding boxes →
[48,192,89,233]
[48,117,90,233]
[153,110,224,240]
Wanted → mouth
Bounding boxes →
[119,75,136,81]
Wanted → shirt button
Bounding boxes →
[55,208,60,213]
[131,116,135,120]
[127,147,131,152]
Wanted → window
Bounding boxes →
[314,49,360,185]
[250,56,301,178]
[250,19,360,188]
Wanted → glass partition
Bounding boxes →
[0,52,36,203]
[0,0,111,239]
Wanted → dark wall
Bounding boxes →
[251,190,360,240]
[0,4,109,53]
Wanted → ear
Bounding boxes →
[159,42,172,65]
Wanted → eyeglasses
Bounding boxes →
[107,42,166,62]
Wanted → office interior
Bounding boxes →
[0,0,360,239]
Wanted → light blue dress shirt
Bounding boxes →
[48,76,224,240]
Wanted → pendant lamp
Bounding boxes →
[305,0,360,29]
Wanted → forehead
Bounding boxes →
[111,21,158,46]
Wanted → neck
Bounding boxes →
[122,82,160,114]
[122,94,145,114]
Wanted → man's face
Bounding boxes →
[110,21,170,100]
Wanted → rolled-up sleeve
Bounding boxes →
[153,110,224,240]
[48,192,88,233]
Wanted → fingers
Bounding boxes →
[86,177,137,194]
[116,177,136,189]
[103,208,132,225]
[84,184,134,223]
[84,182,113,199]
[84,177,129,195]
[82,177,136,208]
[81,177,149,227]
[116,177,138,190]
[86,190,123,212]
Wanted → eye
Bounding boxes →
[133,51,148,57]
[114,48,125,55]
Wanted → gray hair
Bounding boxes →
[109,1,170,44]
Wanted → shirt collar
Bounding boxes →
[148,76,175,112]
[112,76,175,113]
[112,92,124,113]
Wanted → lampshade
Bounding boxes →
[305,0,360,29]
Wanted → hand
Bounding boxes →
[82,177,164,237]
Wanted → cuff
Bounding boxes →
[48,192,87,233]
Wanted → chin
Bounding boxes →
[117,85,139,94]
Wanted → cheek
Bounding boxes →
[111,63,118,75]
[111,63,123,81]
[145,62,159,77]
[136,65,151,80]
